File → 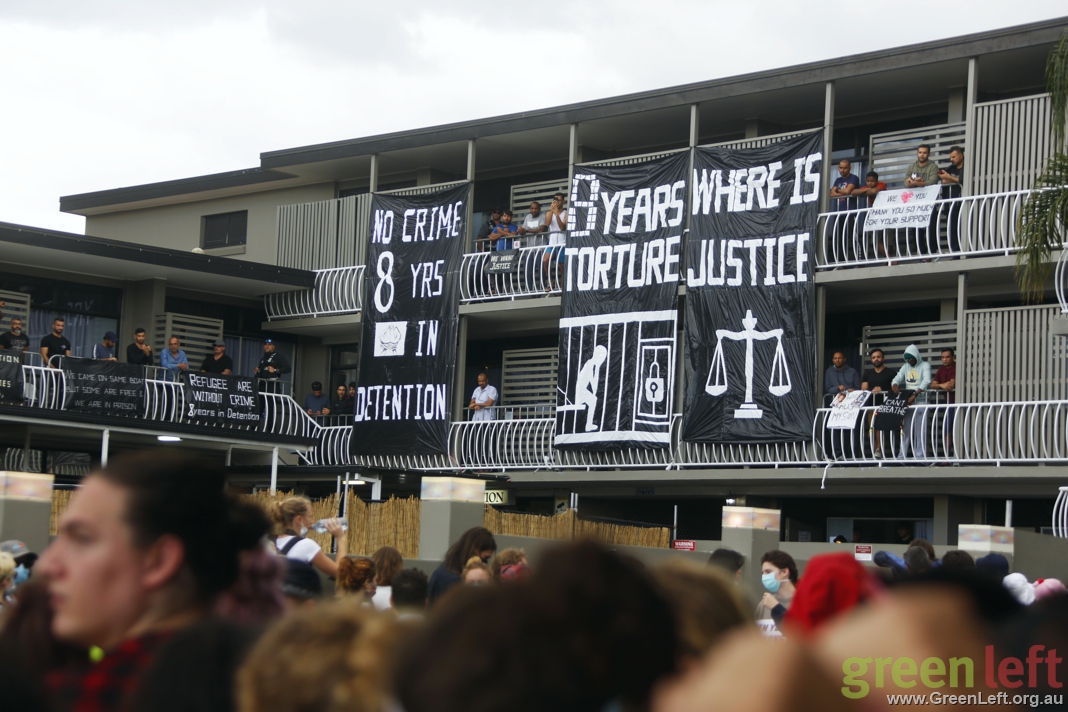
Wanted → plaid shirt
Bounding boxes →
[47,632,169,712]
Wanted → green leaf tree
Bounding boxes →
[1015,30,1068,303]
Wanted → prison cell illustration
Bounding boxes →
[556,310,676,445]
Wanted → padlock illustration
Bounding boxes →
[644,358,665,404]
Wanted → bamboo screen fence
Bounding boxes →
[483,507,670,549]
[243,490,421,558]
[50,488,75,536]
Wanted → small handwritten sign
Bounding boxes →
[863,187,940,232]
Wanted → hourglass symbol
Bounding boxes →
[706,309,791,419]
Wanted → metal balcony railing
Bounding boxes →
[265,266,364,320]
[307,399,1068,471]
[14,362,318,441]
[460,245,565,302]
[817,188,1037,269]
[1054,487,1068,538]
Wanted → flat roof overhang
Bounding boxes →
[0,405,316,455]
[0,222,315,297]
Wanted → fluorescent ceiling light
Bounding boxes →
[157,435,182,442]
[343,480,366,485]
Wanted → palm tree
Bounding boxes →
[1015,30,1068,303]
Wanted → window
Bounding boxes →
[202,211,248,249]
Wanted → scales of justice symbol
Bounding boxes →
[706,309,791,419]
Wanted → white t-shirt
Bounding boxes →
[275,535,322,564]
[470,384,498,421]
[522,213,544,245]
[548,211,566,246]
[372,585,392,611]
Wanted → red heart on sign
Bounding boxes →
[900,191,914,203]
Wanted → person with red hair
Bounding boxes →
[783,552,880,635]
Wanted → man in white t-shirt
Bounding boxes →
[518,201,546,247]
[469,373,498,421]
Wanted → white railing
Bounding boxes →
[305,400,1068,471]
[16,364,318,443]
[265,266,364,320]
[1057,250,1068,315]
[460,245,565,302]
[1054,487,1068,538]
[817,189,1032,268]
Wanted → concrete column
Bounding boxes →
[567,123,579,190]
[820,82,835,215]
[466,139,476,251]
[815,285,827,407]
[269,447,279,494]
[956,272,968,402]
[418,477,486,561]
[963,58,978,197]
[369,154,379,193]
[0,472,54,554]
[101,428,110,468]
[452,316,469,421]
[120,278,166,357]
[720,506,782,596]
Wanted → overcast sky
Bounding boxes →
[1,2,1064,234]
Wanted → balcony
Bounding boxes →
[816,188,1036,269]
[306,398,1068,472]
[10,359,319,444]
[460,245,565,302]
[265,266,364,320]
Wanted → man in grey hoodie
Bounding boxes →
[891,344,932,459]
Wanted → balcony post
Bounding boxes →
[568,123,578,191]
[453,315,469,422]
[269,446,279,494]
[21,430,30,472]
[963,58,978,197]
[101,428,110,468]
[815,285,826,407]
[369,153,379,193]
[956,272,968,402]
[820,81,834,215]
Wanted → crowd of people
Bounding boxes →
[1,452,1065,711]
[0,318,292,383]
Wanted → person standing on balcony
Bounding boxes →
[160,336,189,377]
[199,340,233,375]
[861,348,894,458]
[0,317,28,353]
[126,327,153,366]
[469,373,497,421]
[518,201,546,245]
[824,351,860,399]
[891,344,932,460]
[828,159,861,210]
[331,384,353,415]
[904,144,940,188]
[542,192,568,288]
[254,339,290,391]
[91,331,118,361]
[303,382,330,416]
[489,211,518,251]
[938,147,965,253]
[40,317,71,366]
[852,171,887,207]
[931,347,957,459]
[475,207,502,252]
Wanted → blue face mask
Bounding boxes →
[13,564,29,587]
[761,571,781,593]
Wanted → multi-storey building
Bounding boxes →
[4,17,1068,545]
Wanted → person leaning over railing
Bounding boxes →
[39,317,71,368]
[160,336,189,377]
[937,146,965,254]
[91,331,118,361]
[253,339,289,392]
[199,340,233,375]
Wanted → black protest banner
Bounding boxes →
[63,358,145,414]
[183,372,260,424]
[554,151,687,450]
[0,349,23,401]
[872,392,909,431]
[352,183,470,455]
[682,131,823,443]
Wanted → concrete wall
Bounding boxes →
[85,182,336,267]
[1012,529,1068,582]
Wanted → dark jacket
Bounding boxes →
[824,364,861,396]
[255,351,291,379]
